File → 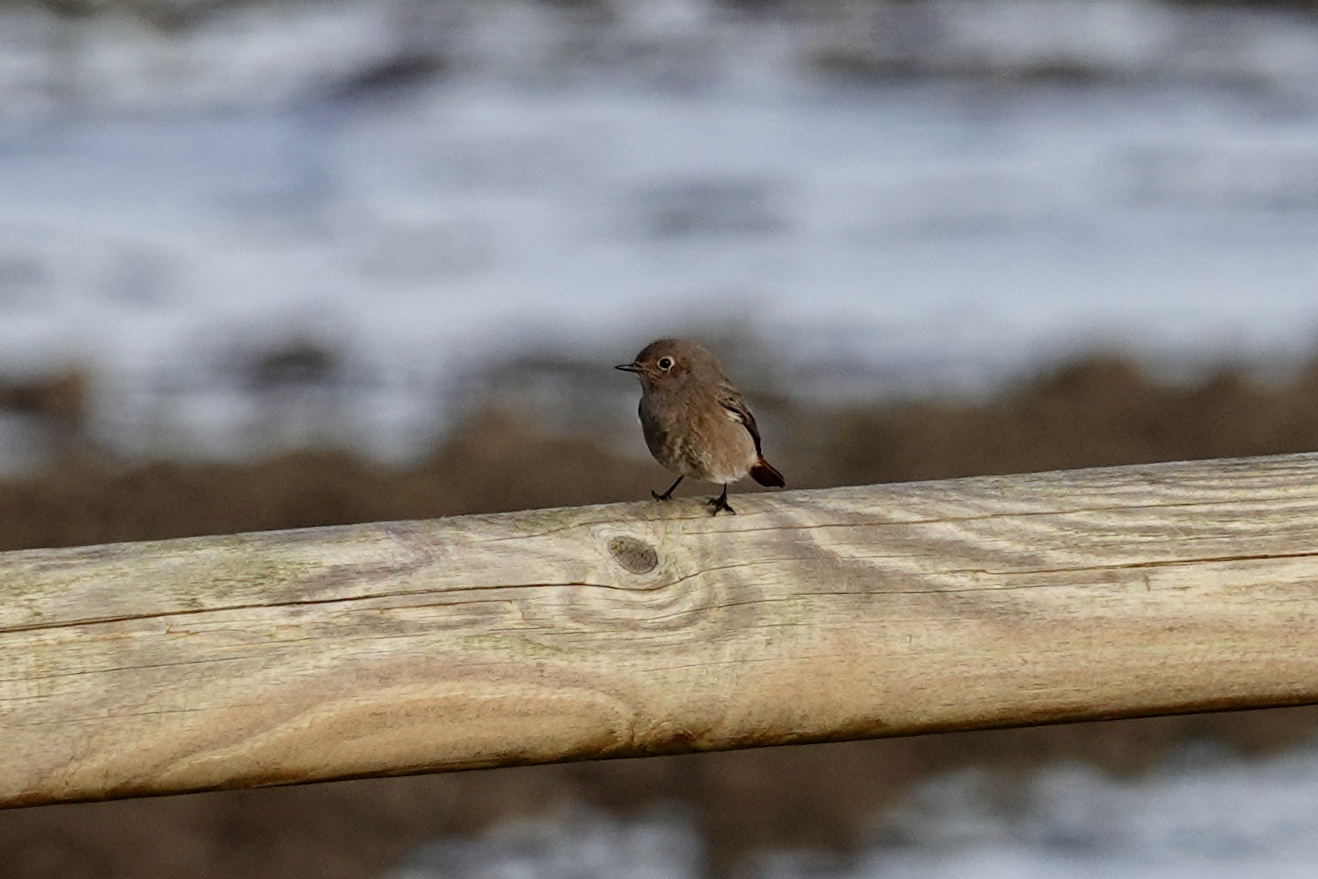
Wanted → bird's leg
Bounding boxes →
[706,484,736,515]
[652,475,684,501]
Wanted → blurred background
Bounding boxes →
[5,0,1318,876]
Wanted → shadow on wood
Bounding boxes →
[4,452,1318,808]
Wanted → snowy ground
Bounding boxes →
[388,739,1318,879]
[3,0,1318,463]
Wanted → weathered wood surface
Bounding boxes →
[4,453,1318,807]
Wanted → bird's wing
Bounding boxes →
[716,380,763,455]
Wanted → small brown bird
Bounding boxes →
[615,338,785,515]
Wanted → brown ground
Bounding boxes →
[5,354,1318,878]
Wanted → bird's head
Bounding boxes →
[614,338,718,389]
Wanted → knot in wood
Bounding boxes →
[607,535,659,575]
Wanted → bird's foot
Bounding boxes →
[652,476,684,502]
[706,486,736,516]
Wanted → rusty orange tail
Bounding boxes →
[750,458,785,488]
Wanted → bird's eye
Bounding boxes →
[657,356,674,371]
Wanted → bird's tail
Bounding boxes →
[750,458,785,488]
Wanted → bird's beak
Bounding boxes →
[614,362,642,373]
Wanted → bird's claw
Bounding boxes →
[706,494,736,515]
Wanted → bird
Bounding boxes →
[615,338,785,515]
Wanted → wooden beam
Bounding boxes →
[4,453,1318,807]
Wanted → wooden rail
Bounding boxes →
[5,453,1318,807]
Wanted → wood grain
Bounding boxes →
[5,453,1318,807]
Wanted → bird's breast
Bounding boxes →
[639,389,756,483]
